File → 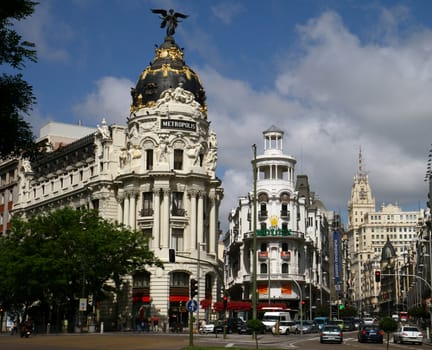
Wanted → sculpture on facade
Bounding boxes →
[151,9,188,37]
[96,118,110,140]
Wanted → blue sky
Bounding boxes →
[13,0,432,229]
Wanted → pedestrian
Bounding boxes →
[153,315,159,332]
[11,319,18,335]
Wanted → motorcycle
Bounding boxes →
[20,321,33,338]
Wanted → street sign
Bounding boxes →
[186,299,198,312]
[79,298,87,311]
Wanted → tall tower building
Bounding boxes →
[346,150,420,314]
[224,126,330,320]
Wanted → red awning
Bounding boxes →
[169,295,189,302]
[200,299,212,309]
[257,302,287,310]
[213,301,252,312]
[132,296,151,303]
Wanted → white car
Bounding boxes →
[272,320,297,335]
[199,322,215,334]
[393,325,423,345]
[362,317,375,325]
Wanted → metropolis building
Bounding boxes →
[8,22,223,330]
[223,126,331,319]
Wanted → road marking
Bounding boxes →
[225,343,234,348]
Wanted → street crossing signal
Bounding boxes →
[190,278,198,298]
[223,295,228,310]
[375,270,381,282]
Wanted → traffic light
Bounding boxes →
[375,270,381,282]
[223,295,228,310]
[190,278,198,298]
[169,248,175,263]
[339,303,345,310]
[301,300,305,306]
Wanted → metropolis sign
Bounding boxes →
[161,119,196,132]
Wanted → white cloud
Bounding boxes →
[203,10,431,231]
[15,1,72,62]
[73,77,133,126]
[211,3,245,25]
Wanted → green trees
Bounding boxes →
[0,0,38,158]
[379,316,398,350]
[0,208,163,331]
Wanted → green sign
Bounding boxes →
[256,228,291,237]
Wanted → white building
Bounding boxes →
[12,32,223,330]
[224,126,330,319]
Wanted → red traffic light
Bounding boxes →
[301,300,305,305]
[375,270,381,282]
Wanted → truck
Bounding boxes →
[262,311,292,332]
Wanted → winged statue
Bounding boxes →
[151,9,188,36]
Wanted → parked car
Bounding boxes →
[296,320,318,333]
[358,324,384,343]
[238,319,266,334]
[214,318,244,334]
[272,320,297,335]
[393,325,423,345]
[320,325,343,344]
[199,321,215,334]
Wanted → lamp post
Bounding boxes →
[197,242,207,332]
[252,144,258,321]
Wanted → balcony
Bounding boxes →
[258,251,268,260]
[281,251,291,260]
[258,210,268,220]
[280,210,290,220]
[171,208,186,216]
[140,208,154,217]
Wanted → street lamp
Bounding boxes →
[197,242,207,331]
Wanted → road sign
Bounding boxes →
[186,299,198,312]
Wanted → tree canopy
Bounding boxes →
[0,208,163,327]
[0,0,38,158]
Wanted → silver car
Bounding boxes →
[320,325,343,344]
[393,326,423,345]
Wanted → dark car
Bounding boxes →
[358,324,384,343]
[214,318,245,334]
[238,319,266,334]
[343,320,355,331]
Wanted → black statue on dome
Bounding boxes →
[151,9,188,37]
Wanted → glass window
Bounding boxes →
[174,149,183,170]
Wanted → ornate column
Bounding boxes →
[129,190,137,230]
[153,188,161,249]
[197,192,204,247]
[189,190,197,251]
[123,193,130,227]
[117,191,125,224]
[162,189,170,248]
[208,191,216,255]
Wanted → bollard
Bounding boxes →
[100,322,104,334]
[46,322,51,334]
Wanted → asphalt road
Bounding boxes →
[0,333,191,350]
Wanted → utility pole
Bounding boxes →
[252,144,258,321]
